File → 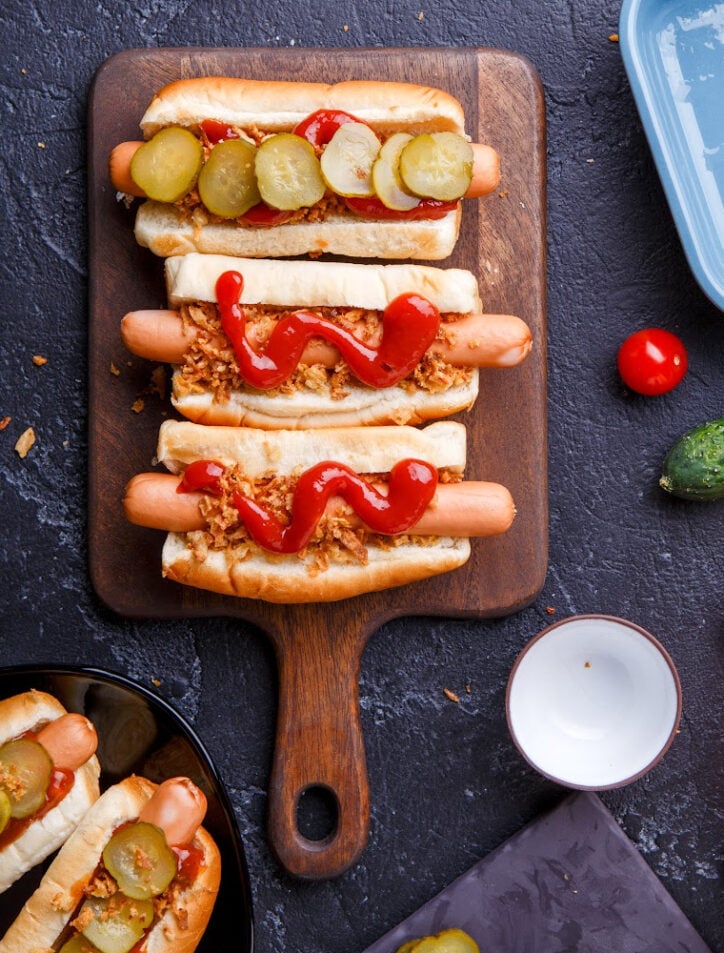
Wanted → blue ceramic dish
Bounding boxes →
[619,0,724,311]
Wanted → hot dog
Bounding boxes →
[108,77,502,260]
[122,419,516,603]
[120,253,531,429]
[0,775,221,953]
[0,690,100,893]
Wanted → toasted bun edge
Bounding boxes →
[155,419,467,477]
[140,77,466,137]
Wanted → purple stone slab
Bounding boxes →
[363,792,712,953]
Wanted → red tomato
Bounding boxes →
[617,328,688,396]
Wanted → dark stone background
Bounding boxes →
[1,1,722,951]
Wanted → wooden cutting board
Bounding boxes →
[87,46,547,880]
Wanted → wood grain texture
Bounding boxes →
[87,47,547,879]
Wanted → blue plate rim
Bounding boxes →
[619,0,724,312]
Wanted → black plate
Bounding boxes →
[0,665,254,951]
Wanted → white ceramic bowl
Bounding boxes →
[506,615,682,789]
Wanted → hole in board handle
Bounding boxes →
[296,785,339,843]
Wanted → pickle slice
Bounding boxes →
[255,133,326,210]
[320,122,381,197]
[197,138,261,218]
[80,895,154,953]
[399,132,473,201]
[407,930,480,953]
[371,132,421,211]
[130,126,203,203]
[59,935,103,953]
[103,820,177,899]
[0,788,11,834]
[0,738,52,818]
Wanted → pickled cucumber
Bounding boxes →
[371,133,421,211]
[197,138,261,218]
[399,132,473,201]
[59,935,102,953]
[0,788,11,834]
[395,928,480,953]
[103,821,177,900]
[80,895,154,953]
[255,133,326,210]
[0,738,52,818]
[320,122,381,197]
[130,126,203,203]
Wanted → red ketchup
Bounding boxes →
[344,196,458,221]
[293,108,362,147]
[200,119,240,143]
[173,842,205,883]
[215,270,440,390]
[240,202,294,227]
[178,457,438,554]
[0,767,74,850]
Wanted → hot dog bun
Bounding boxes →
[0,690,101,894]
[154,253,482,429]
[121,77,483,260]
[134,199,462,261]
[164,252,480,311]
[157,418,467,477]
[0,776,221,953]
[146,420,481,604]
[139,77,467,137]
[161,531,470,605]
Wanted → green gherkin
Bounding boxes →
[660,418,724,501]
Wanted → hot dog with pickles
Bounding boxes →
[0,690,100,894]
[0,775,221,953]
[109,77,501,260]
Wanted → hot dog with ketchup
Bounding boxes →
[0,775,221,953]
[109,77,501,260]
[121,254,531,429]
[0,690,100,894]
[123,419,516,603]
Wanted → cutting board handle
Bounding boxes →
[266,614,370,879]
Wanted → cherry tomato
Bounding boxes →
[617,328,688,396]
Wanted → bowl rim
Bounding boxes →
[505,613,683,790]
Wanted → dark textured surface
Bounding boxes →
[0,2,722,952]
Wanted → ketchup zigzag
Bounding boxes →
[215,270,441,390]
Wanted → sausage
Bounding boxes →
[35,713,99,772]
[138,776,208,847]
[123,472,516,538]
[109,139,501,200]
[120,307,532,370]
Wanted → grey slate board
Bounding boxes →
[363,792,712,953]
